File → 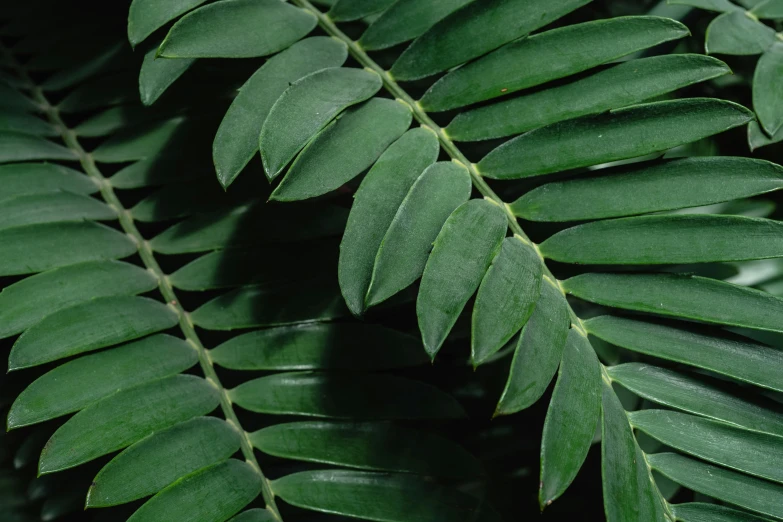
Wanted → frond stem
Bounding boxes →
[292,4,675,518]
[0,43,283,521]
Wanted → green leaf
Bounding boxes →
[0,260,157,339]
[0,221,136,277]
[273,470,502,522]
[0,131,76,163]
[608,363,783,438]
[127,460,261,522]
[0,109,57,136]
[150,202,347,254]
[565,273,783,333]
[471,237,543,366]
[512,157,783,221]
[0,82,39,112]
[496,281,570,415]
[169,242,336,291]
[390,0,591,81]
[540,215,783,265]
[421,17,689,112]
[8,335,196,429]
[88,417,241,507]
[446,54,731,141]
[230,372,466,419]
[128,0,208,47]
[540,330,601,507]
[749,120,783,151]
[259,67,381,180]
[417,199,507,358]
[91,117,187,163]
[754,43,783,136]
[477,99,754,179]
[329,0,396,21]
[338,128,439,315]
[649,453,783,520]
[190,280,348,330]
[587,316,783,391]
[39,375,219,474]
[75,105,156,138]
[159,0,316,58]
[229,510,276,522]
[213,37,347,188]
[139,44,194,105]
[41,42,126,92]
[359,0,473,51]
[706,10,777,55]
[271,98,412,201]
[0,162,96,200]
[0,191,115,231]
[366,162,472,308]
[672,503,775,522]
[57,72,137,113]
[251,421,481,477]
[210,323,427,370]
[632,410,783,483]
[668,0,742,12]
[108,155,206,189]
[601,383,667,522]
[9,296,179,370]
[752,0,783,18]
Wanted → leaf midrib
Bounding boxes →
[0,43,283,521]
[290,2,675,517]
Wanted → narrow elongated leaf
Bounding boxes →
[272,99,412,201]
[251,421,481,477]
[0,162,95,200]
[447,54,730,141]
[159,0,316,58]
[366,162,472,308]
[88,417,241,507]
[540,330,601,507]
[496,280,570,415]
[540,215,783,265]
[150,202,347,253]
[0,260,157,339]
[0,221,136,276]
[329,0,396,21]
[139,44,194,105]
[417,199,507,358]
[0,191,115,230]
[58,72,137,113]
[672,503,774,522]
[41,42,125,92]
[0,82,38,112]
[649,453,783,520]
[39,375,219,474]
[110,156,207,188]
[0,131,76,163]
[191,280,348,330]
[390,0,591,81]
[472,237,542,365]
[706,11,777,55]
[632,410,783,483]
[127,460,261,522]
[339,128,439,315]
[608,364,783,438]
[211,323,427,370]
[169,241,335,291]
[260,67,381,180]
[753,0,783,17]
[273,470,502,522]
[230,372,466,419]
[9,296,179,370]
[477,99,753,179]
[587,316,783,391]
[214,37,347,188]
[602,383,667,522]
[229,510,275,522]
[0,109,56,136]
[75,105,156,138]
[8,335,196,429]
[754,43,783,136]
[668,0,741,12]
[127,0,208,46]
[422,17,688,112]
[564,273,783,333]
[91,117,187,163]
[512,157,783,221]
[359,0,473,51]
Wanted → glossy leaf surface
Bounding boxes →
[754,42,783,136]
